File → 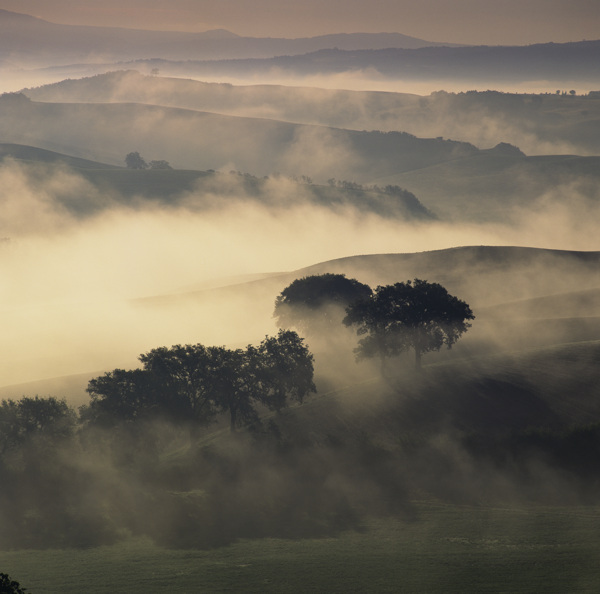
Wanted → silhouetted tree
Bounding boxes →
[86,331,315,433]
[344,279,474,371]
[87,346,221,430]
[274,274,372,337]
[85,368,160,426]
[0,396,77,456]
[255,329,316,411]
[149,159,172,170]
[125,151,148,169]
[0,573,27,594]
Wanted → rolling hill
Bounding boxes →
[0,142,119,169]
[0,9,460,67]
[21,70,600,166]
[0,142,434,220]
[373,152,600,221]
[98,40,600,86]
[3,246,599,403]
[0,94,480,182]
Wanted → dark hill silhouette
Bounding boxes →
[0,9,460,66]
[102,40,600,85]
[133,246,600,310]
[480,287,600,319]
[295,246,600,306]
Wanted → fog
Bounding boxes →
[2,64,596,99]
[0,156,598,392]
[18,70,600,161]
[2,38,600,571]
[3,0,598,45]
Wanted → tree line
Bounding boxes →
[0,273,474,550]
[85,330,314,433]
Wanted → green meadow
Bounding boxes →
[2,504,600,593]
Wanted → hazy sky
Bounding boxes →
[1,0,597,45]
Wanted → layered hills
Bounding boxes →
[0,9,459,66]
[22,71,600,155]
[0,93,481,182]
[127,41,600,85]
[14,72,600,223]
[0,142,433,221]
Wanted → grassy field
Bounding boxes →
[1,502,600,593]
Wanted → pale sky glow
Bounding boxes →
[0,0,597,45]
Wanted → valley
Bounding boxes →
[0,6,599,592]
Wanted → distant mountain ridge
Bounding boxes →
[0,9,461,66]
[140,41,600,83]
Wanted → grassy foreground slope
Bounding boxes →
[2,508,600,593]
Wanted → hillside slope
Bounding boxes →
[22,71,600,157]
[3,246,599,404]
[373,153,600,221]
[0,143,434,220]
[0,94,479,181]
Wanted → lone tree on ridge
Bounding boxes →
[343,279,474,372]
[125,151,148,169]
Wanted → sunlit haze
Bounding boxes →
[0,0,598,44]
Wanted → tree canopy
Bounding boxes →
[274,273,372,336]
[0,573,27,594]
[124,151,148,169]
[0,396,76,456]
[149,159,172,170]
[344,279,474,371]
[86,330,315,432]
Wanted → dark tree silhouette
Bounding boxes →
[0,396,77,456]
[344,279,474,371]
[255,330,316,411]
[0,573,27,594]
[87,345,221,430]
[124,151,148,169]
[274,274,372,337]
[86,331,315,433]
[85,368,161,425]
[149,159,172,170]
[140,344,223,426]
